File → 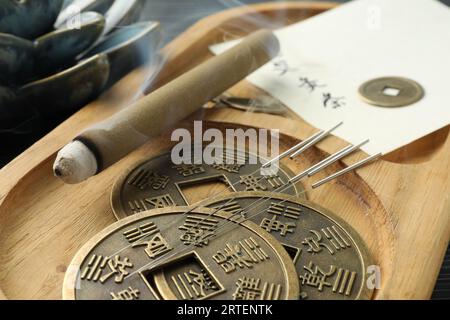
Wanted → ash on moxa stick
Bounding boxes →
[53,29,280,184]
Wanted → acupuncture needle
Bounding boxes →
[312,153,383,189]
[307,140,370,176]
[127,155,348,277]
[184,144,375,240]
[108,124,345,262]
[112,127,374,274]
[108,128,334,263]
[175,122,344,237]
[153,140,375,257]
[126,147,379,277]
[289,122,344,159]
[126,156,374,279]
[289,139,370,184]
[261,130,324,168]
[152,143,373,263]
[107,135,324,258]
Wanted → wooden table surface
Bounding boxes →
[4,0,449,298]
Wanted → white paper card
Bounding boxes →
[211,0,450,156]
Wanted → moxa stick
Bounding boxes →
[54,29,280,184]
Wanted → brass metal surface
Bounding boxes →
[111,146,305,220]
[63,206,299,300]
[198,191,374,300]
[359,76,424,108]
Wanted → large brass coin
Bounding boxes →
[63,206,299,300]
[111,146,304,220]
[195,192,374,300]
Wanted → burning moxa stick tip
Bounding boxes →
[53,141,98,184]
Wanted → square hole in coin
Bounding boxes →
[142,252,225,300]
[176,174,235,204]
[382,86,401,97]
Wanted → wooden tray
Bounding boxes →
[0,2,449,300]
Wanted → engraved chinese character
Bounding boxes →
[146,194,176,208]
[302,230,334,255]
[267,202,302,220]
[128,194,176,214]
[239,175,267,191]
[132,233,172,259]
[211,200,246,218]
[260,215,296,236]
[128,199,147,214]
[233,277,261,300]
[81,255,133,284]
[299,261,336,292]
[128,169,170,190]
[264,175,285,188]
[213,237,269,273]
[299,77,326,92]
[213,244,252,273]
[100,255,133,283]
[332,268,357,296]
[322,92,346,109]
[124,222,159,243]
[322,226,352,251]
[233,277,282,300]
[179,215,219,247]
[111,287,140,300]
[302,226,351,255]
[172,164,205,177]
[212,163,245,173]
[80,254,108,282]
[171,269,220,300]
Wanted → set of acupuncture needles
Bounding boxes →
[104,121,382,280]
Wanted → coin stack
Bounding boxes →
[64,146,374,300]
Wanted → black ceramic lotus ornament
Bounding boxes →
[0,0,162,166]
[0,0,64,39]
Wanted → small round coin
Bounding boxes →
[197,192,374,300]
[359,76,424,108]
[63,206,299,300]
[111,146,304,220]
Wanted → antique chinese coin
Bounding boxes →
[63,206,299,300]
[198,192,374,300]
[111,146,304,220]
[359,76,424,108]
